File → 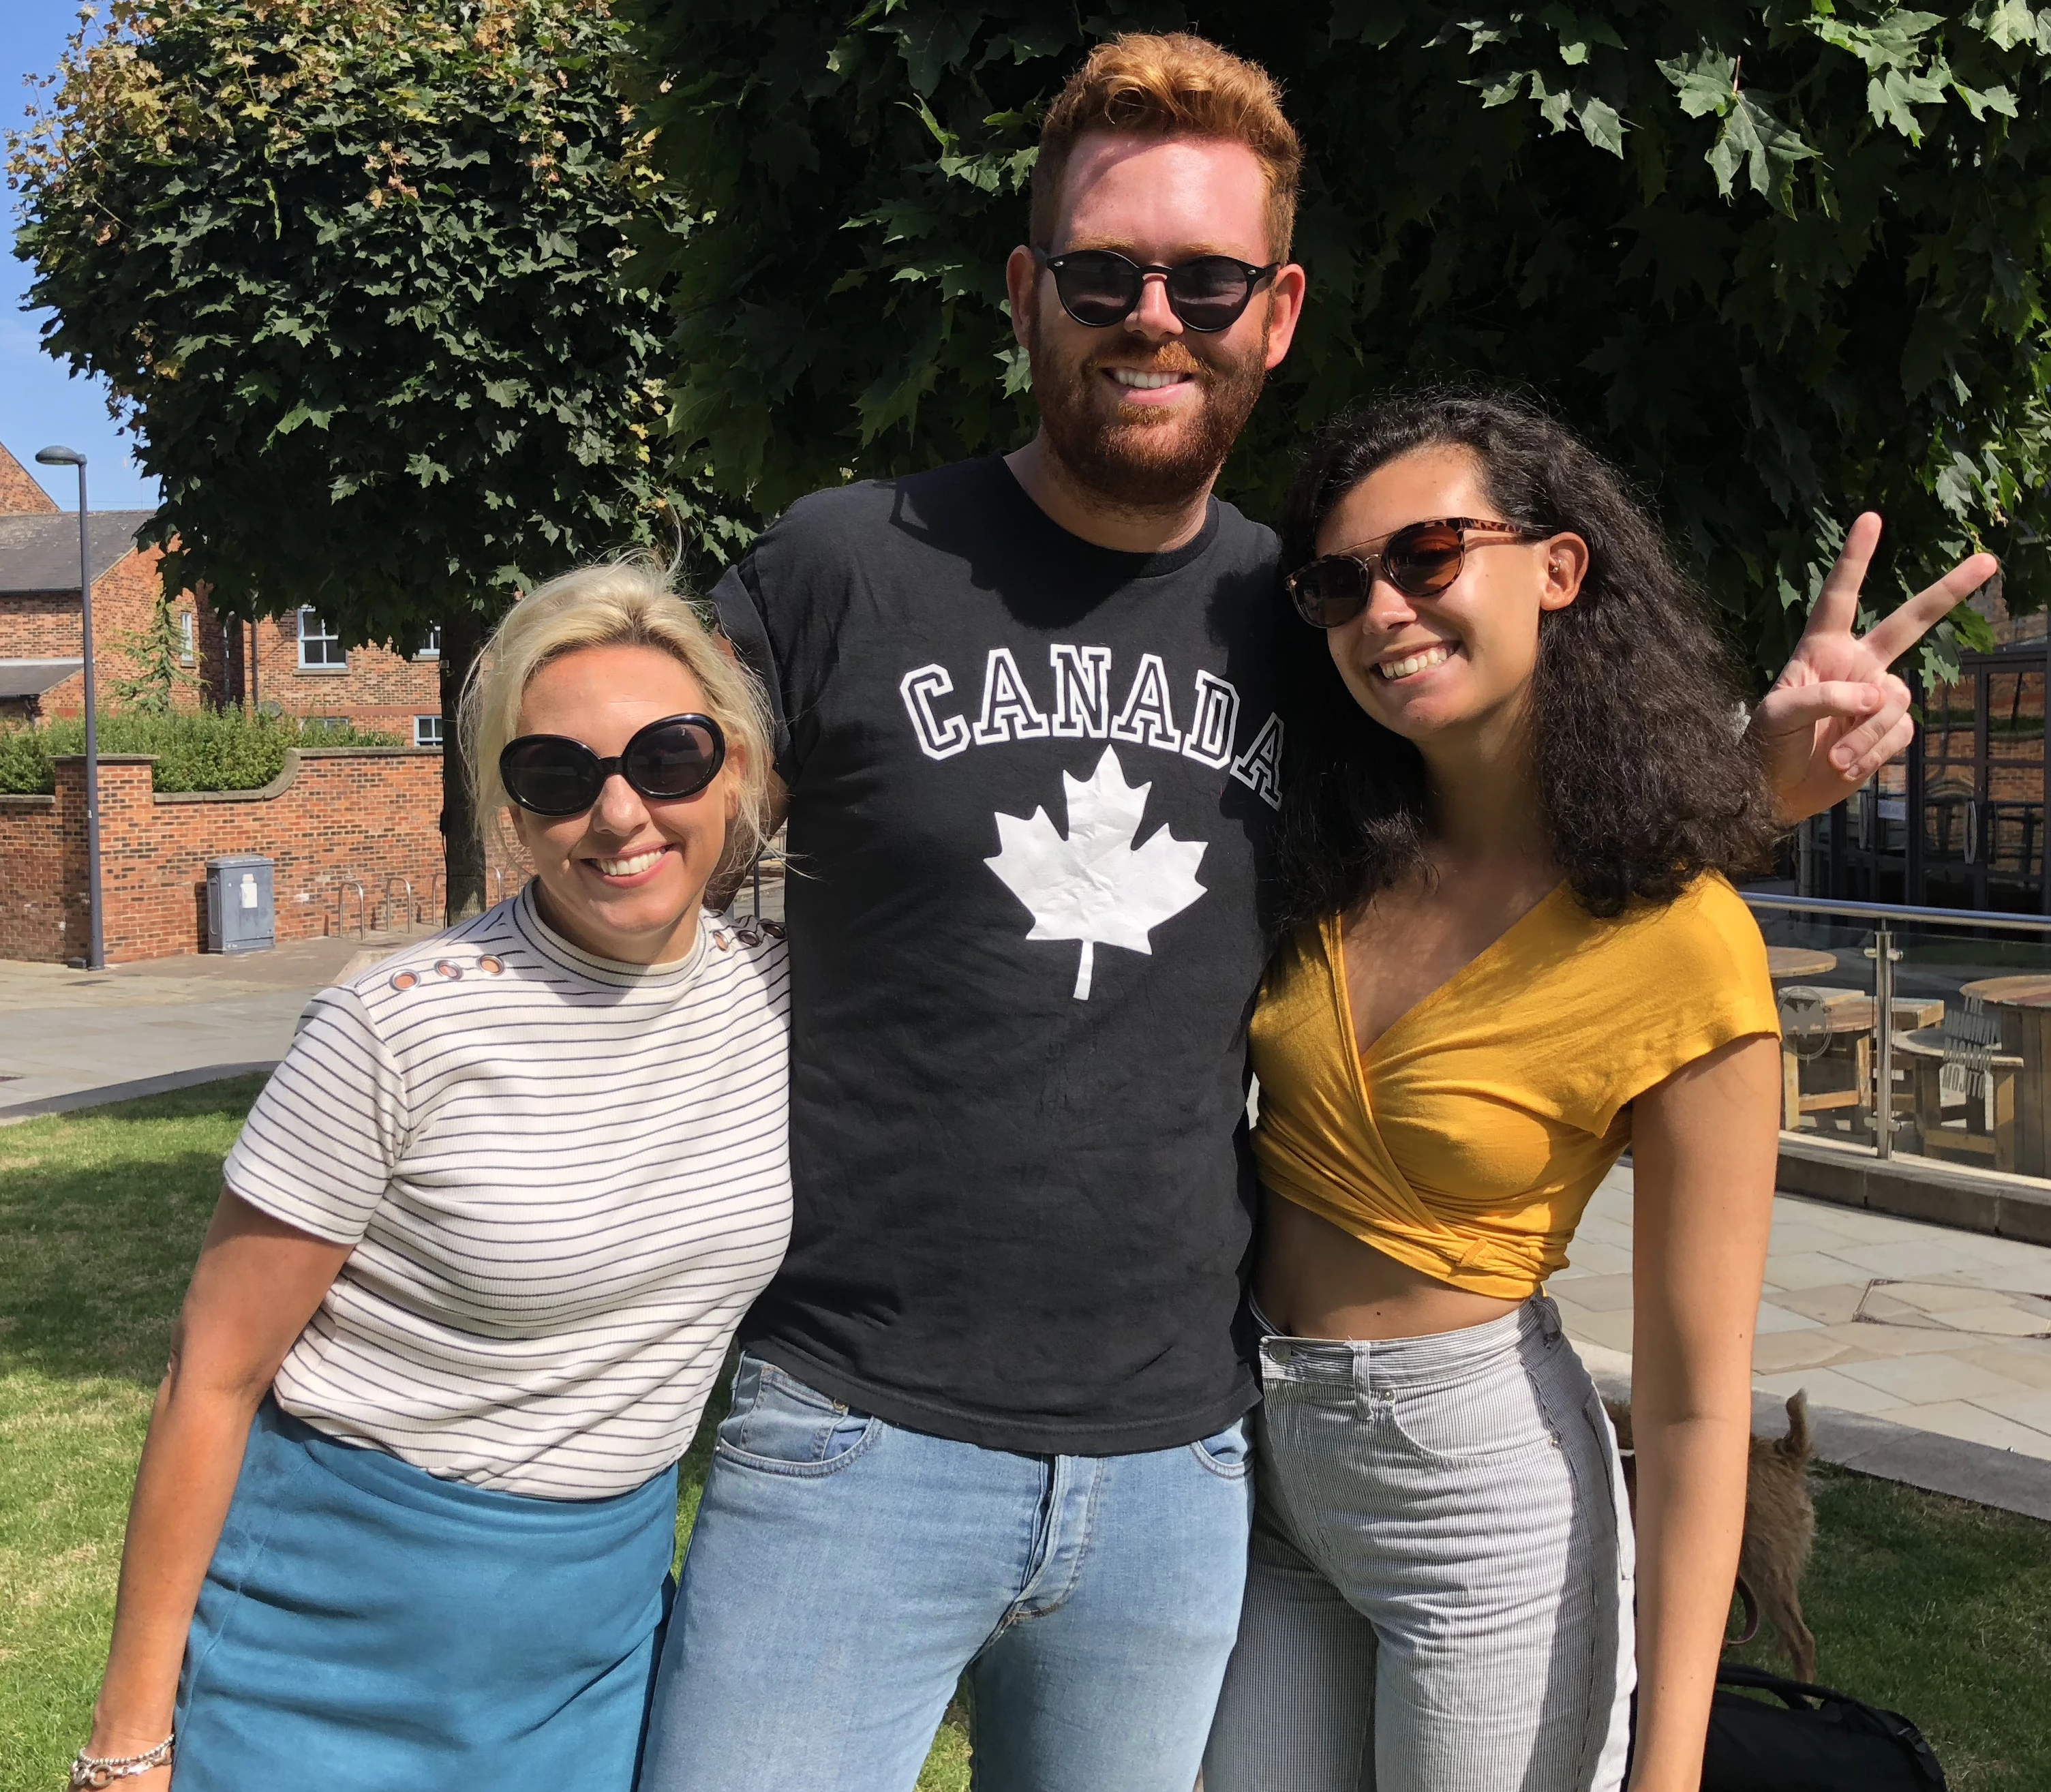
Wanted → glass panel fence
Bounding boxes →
[1746,894,2051,1185]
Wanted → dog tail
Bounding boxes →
[1778,1389,1812,1462]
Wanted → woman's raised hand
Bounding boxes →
[1751,512,2000,823]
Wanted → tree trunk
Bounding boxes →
[440,607,488,920]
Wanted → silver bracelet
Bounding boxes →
[69,1735,174,1788]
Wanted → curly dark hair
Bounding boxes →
[1272,387,1779,928]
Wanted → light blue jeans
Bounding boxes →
[639,1351,1254,1792]
[1204,1297,1635,1792]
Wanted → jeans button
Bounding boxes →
[1266,1341,1292,1365]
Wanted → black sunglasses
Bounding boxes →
[1286,518,1539,628]
[1035,247,1281,333]
[500,713,726,817]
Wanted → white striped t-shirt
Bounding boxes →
[224,885,791,1498]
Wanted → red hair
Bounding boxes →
[1031,33,1303,261]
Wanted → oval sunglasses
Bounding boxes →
[1035,247,1280,333]
[500,713,726,817]
[1286,517,1542,628]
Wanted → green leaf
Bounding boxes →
[1578,94,1625,156]
[1657,47,1738,120]
[1953,78,2020,119]
[1540,4,1628,66]
[1707,91,1818,215]
[1814,14,1947,70]
[1965,1,2039,52]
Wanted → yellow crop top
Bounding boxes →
[1249,875,1779,1301]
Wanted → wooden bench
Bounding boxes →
[1895,1028,2022,1172]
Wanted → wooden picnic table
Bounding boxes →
[1958,976,2051,1176]
[1775,984,1945,1133]
[1767,946,1839,981]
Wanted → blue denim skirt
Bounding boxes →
[173,1399,677,1791]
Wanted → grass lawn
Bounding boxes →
[4,1082,2049,1791]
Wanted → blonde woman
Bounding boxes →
[70,562,787,1792]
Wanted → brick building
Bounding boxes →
[0,440,443,745]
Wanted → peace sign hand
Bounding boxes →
[1752,513,1999,824]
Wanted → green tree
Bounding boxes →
[625,1,2051,677]
[8,0,751,913]
[107,594,202,714]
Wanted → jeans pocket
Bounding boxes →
[1189,1414,1254,1479]
[714,1355,879,1478]
[1379,1367,1559,1466]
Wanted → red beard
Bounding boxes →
[1029,318,1271,514]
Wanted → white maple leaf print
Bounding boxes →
[985,746,1208,1000]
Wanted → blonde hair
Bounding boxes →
[1031,33,1303,262]
[461,557,775,865]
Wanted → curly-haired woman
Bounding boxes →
[70,563,787,1792]
[1202,391,1873,1792]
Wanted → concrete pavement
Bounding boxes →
[0,928,436,1120]
[1560,1164,2051,1519]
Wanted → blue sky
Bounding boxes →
[2,1,159,508]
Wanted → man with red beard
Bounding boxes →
[641,33,1982,1792]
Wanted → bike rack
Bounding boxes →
[427,870,446,927]
[382,875,415,934]
[337,879,367,941]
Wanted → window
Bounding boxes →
[297,608,346,669]
[414,714,444,748]
[415,626,442,660]
[178,611,195,665]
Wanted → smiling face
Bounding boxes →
[506,642,740,965]
[1007,131,1304,512]
[1316,444,1586,752]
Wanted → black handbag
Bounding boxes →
[1701,1661,1947,1791]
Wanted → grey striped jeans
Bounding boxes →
[1202,1296,1635,1792]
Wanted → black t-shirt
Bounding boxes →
[714,455,1286,1454]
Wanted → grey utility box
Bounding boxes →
[207,854,275,954]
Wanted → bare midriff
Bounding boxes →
[1254,1190,1523,1341]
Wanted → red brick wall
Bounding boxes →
[0,747,452,964]
[0,541,438,734]
[0,792,67,960]
[0,544,224,716]
[0,445,59,516]
[236,613,441,738]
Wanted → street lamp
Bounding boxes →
[35,446,103,971]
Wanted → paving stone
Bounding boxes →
[1554,1237,1632,1277]
[1886,1279,2029,1313]
[1754,1301,1825,1335]
[1761,1251,1873,1292]
[1827,1239,2005,1279]
[1563,1309,1635,1354]
[1752,1365,1902,1414]
[1765,1220,1867,1254]
[1750,1332,1853,1375]
[1966,1389,2051,1440]
[1934,1304,2051,1339]
[1952,1343,2051,1391]
[1551,1272,1634,1312]
[1772,1284,1872,1325]
[1867,1400,2051,1459]
[1814,1321,1990,1360]
[1834,1353,2037,1405]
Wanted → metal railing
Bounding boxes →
[1744,891,2051,1175]
[335,878,368,941]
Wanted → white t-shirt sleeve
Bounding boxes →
[224,986,410,1245]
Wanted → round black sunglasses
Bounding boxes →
[1035,247,1280,333]
[1286,518,1540,628]
[499,713,726,817]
